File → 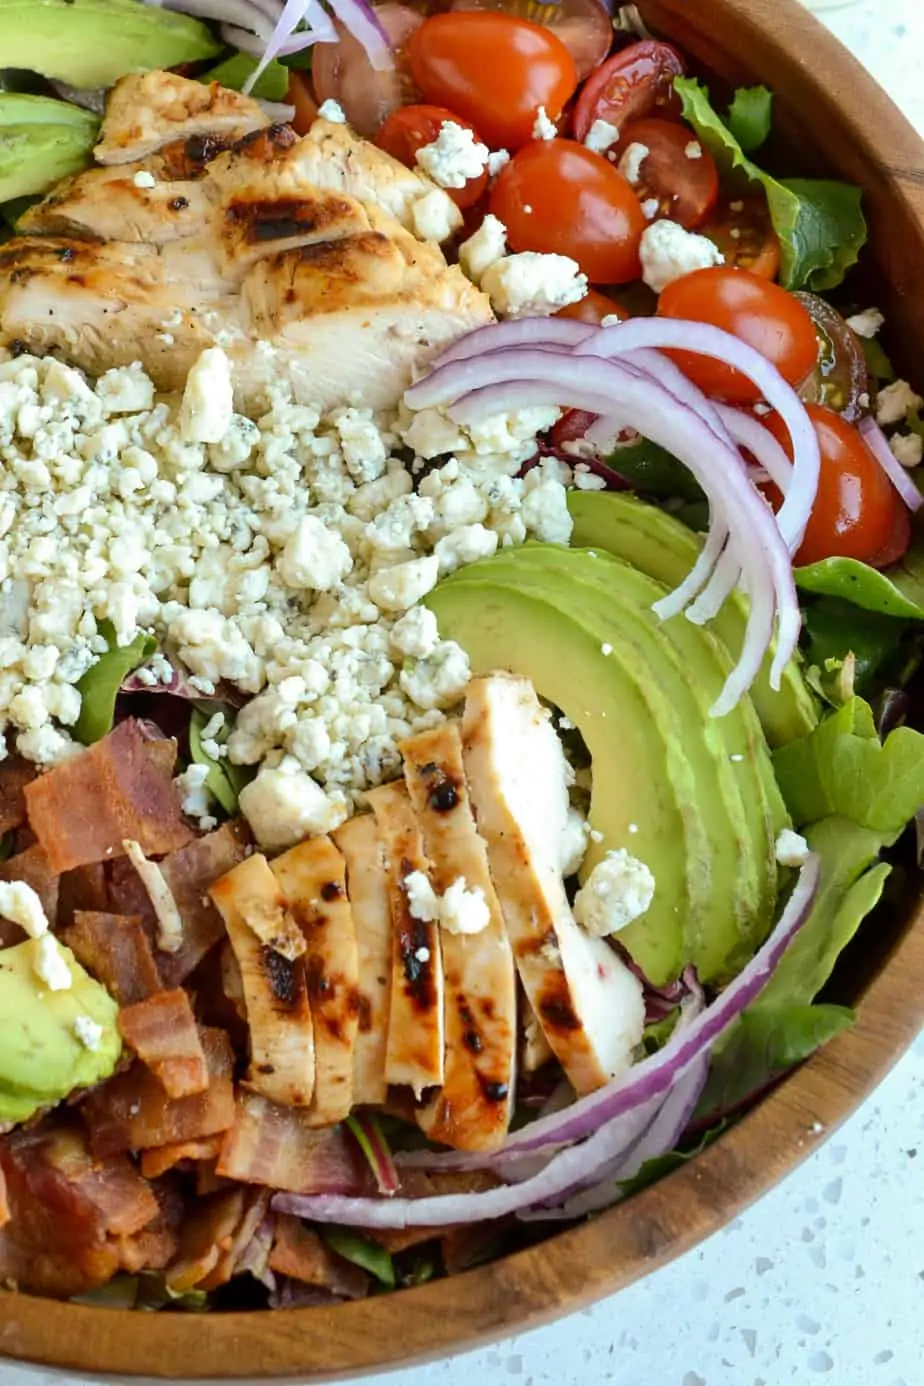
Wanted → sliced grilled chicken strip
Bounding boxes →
[401,722,517,1152]
[19,166,213,244]
[331,814,392,1108]
[521,991,555,1074]
[94,71,268,166]
[366,781,445,1099]
[210,853,315,1108]
[462,674,646,1095]
[270,837,360,1128]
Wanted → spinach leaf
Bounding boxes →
[323,1229,396,1288]
[189,707,251,815]
[725,85,773,152]
[675,77,867,292]
[796,556,924,619]
[605,437,704,502]
[74,623,156,745]
[800,596,914,696]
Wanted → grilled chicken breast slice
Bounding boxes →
[401,723,517,1152]
[210,854,315,1108]
[366,780,445,1099]
[19,166,213,244]
[94,71,268,166]
[462,674,646,1095]
[332,814,393,1108]
[270,837,360,1128]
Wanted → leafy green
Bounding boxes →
[800,596,914,696]
[642,1009,680,1054]
[323,1229,395,1288]
[74,623,157,745]
[605,437,704,503]
[773,696,924,834]
[697,1002,854,1118]
[675,77,867,292]
[202,53,289,101]
[759,816,892,1007]
[72,1275,140,1308]
[725,86,773,153]
[189,707,252,815]
[615,1123,727,1200]
[861,337,896,383]
[796,557,924,619]
[398,1254,436,1287]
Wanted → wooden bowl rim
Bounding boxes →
[3,0,924,1377]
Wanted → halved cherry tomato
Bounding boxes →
[556,289,629,324]
[287,70,319,137]
[657,266,818,403]
[761,404,911,567]
[699,192,780,279]
[375,105,488,209]
[793,292,869,424]
[408,12,577,150]
[490,139,647,282]
[450,0,612,81]
[615,117,719,229]
[572,39,686,144]
[313,3,423,138]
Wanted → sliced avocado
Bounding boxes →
[568,491,819,748]
[446,547,787,980]
[0,94,99,202]
[0,0,221,90]
[428,576,702,984]
[0,937,121,1122]
[202,53,290,103]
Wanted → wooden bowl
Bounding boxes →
[3,0,924,1377]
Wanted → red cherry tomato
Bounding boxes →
[313,3,423,138]
[450,0,612,80]
[699,192,780,279]
[793,292,869,424]
[375,105,488,209]
[572,39,686,144]
[408,12,577,150]
[615,118,719,229]
[761,404,911,568]
[556,289,629,324]
[286,70,319,137]
[657,266,819,403]
[490,139,647,283]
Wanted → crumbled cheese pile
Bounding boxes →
[0,349,572,818]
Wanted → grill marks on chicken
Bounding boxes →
[0,71,491,411]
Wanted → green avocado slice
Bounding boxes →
[0,937,121,1122]
[568,491,819,748]
[428,576,702,984]
[0,95,99,203]
[0,0,221,90]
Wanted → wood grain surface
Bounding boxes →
[2,0,923,1376]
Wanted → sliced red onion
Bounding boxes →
[327,0,393,70]
[346,1113,399,1196]
[858,417,924,513]
[245,0,311,86]
[715,405,794,498]
[222,21,325,54]
[271,864,818,1227]
[163,0,275,36]
[576,320,820,553]
[431,317,596,368]
[652,520,729,623]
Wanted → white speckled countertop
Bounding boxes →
[4,5,924,1386]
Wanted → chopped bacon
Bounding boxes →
[57,862,109,931]
[0,844,59,934]
[118,989,209,1099]
[82,1026,235,1156]
[0,757,36,836]
[140,1136,224,1180]
[0,1165,9,1230]
[268,1216,369,1299]
[216,1091,370,1195]
[24,719,194,873]
[157,820,252,986]
[199,1189,269,1291]
[62,910,162,1005]
[0,1122,160,1298]
[115,1178,183,1274]
[166,1187,246,1293]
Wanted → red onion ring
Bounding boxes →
[858,417,924,513]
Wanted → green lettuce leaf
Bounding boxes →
[615,1122,727,1200]
[189,707,252,815]
[773,696,924,833]
[606,436,704,502]
[323,1228,395,1288]
[726,85,773,152]
[799,597,915,698]
[675,77,867,292]
[796,557,924,620]
[74,623,157,745]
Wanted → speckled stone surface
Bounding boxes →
[3,5,924,1386]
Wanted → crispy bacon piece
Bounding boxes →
[216,1091,369,1195]
[157,820,252,986]
[166,1187,246,1294]
[82,1026,235,1156]
[57,862,109,930]
[24,719,193,873]
[118,989,209,1098]
[115,1178,183,1274]
[199,1188,270,1291]
[0,757,35,836]
[268,1216,369,1299]
[0,844,60,933]
[271,837,360,1125]
[140,1135,224,1180]
[0,1123,160,1298]
[210,854,315,1108]
[0,1166,8,1230]
[62,910,162,1005]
